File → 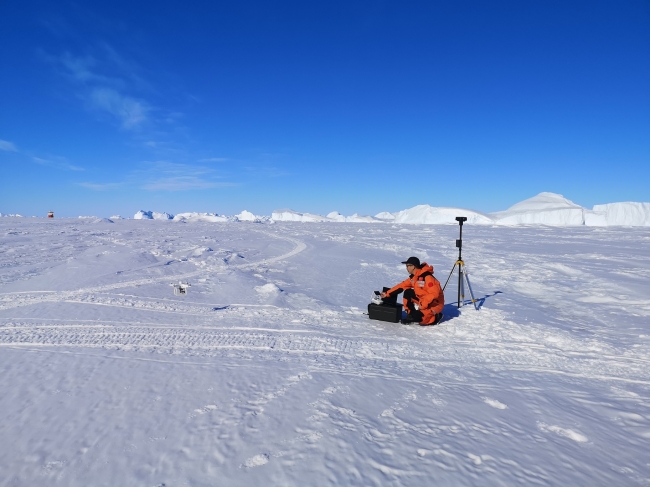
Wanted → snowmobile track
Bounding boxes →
[1,322,648,385]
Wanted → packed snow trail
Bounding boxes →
[0,218,649,486]
[0,225,307,311]
[2,325,649,386]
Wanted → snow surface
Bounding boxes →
[1,218,649,485]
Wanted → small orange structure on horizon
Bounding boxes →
[47,211,54,218]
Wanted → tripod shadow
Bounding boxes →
[440,291,503,323]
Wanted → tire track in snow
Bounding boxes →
[0,270,204,312]
[234,230,307,269]
[1,322,648,384]
[0,231,307,312]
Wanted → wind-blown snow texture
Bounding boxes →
[1,217,649,486]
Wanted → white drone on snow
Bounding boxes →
[171,281,191,296]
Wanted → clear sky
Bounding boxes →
[1,0,648,217]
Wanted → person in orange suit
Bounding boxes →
[381,257,444,325]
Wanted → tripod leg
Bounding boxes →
[464,270,479,311]
[458,265,465,308]
[442,262,457,292]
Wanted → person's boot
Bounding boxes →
[400,314,419,325]
[401,307,423,324]
[420,313,443,326]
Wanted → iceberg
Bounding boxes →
[272,209,331,222]
[123,193,650,227]
[374,211,396,221]
[491,193,585,226]
[393,205,494,225]
[235,210,269,223]
[134,210,174,220]
[585,202,650,227]
[326,211,380,223]
[172,212,230,223]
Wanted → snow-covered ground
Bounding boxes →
[1,217,649,486]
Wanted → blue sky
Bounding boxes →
[1,0,648,217]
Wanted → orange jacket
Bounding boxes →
[386,263,444,314]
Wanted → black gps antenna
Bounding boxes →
[442,216,479,310]
[455,216,467,262]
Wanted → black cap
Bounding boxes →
[401,257,421,267]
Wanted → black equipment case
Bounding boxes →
[368,303,403,323]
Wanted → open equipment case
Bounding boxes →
[368,288,403,323]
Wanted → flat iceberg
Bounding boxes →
[585,202,650,226]
[172,212,230,223]
[272,209,332,222]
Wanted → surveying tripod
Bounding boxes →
[442,217,480,310]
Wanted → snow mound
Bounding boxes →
[172,212,230,223]
[223,252,245,263]
[393,205,494,225]
[585,202,650,227]
[0,213,23,217]
[255,283,282,294]
[491,193,585,226]
[91,218,114,224]
[189,246,213,256]
[272,209,331,222]
[109,215,123,220]
[244,453,269,468]
[538,422,588,443]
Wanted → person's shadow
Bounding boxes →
[440,291,502,323]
